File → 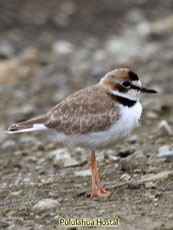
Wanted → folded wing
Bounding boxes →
[45,85,119,135]
[6,85,119,135]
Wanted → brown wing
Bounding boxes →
[45,84,119,135]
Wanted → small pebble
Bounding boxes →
[49,148,81,168]
[118,155,134,171]
[134,169,142,174]
[9,190,22,197]
[108,155,120,161]
[23,178,30,183]
[48,148,69,160]
[140,171,172,182]
[128,135,138,143]
[53,215,60,221]
[156,145,173,159]
[2,140,15,149]
[146,111,158,119]
[52,40,74,55]
[64,158,80,167]
[159,145,169,153]
[135,151,145,159]
[75,169,91,177]
[158,120,173,135]
[99,209,105,214]
[33,199,59,211]
[145,182,156,189]
[7,224,16,230]
[120,173,131,181]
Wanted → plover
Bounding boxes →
[6,68,157,198]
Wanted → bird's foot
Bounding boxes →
[91,188,117,198]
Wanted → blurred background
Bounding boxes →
[0,0,172,129]
[0,0,173,229]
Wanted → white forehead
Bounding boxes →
[132,80,141,87]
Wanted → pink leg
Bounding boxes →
[89,150,101,198]
[89,150,113,198]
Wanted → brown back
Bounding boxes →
[45,84,119,135]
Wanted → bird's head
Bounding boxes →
[100,68,157,101]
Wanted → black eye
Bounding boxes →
[122,81,131,87]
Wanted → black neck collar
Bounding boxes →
[116,95,137,107]
[108,93,137,107]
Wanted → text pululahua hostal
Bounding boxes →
[59,218,119,226]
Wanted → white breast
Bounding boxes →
[55,102,142,149]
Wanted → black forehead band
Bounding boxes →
[129,71,139,81]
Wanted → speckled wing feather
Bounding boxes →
[45,84,119,135]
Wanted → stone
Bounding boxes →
[158,120,173,135]
[134,169,142,174]
[108,155,120,161]
[33,199,59,210]
[118,154,135,171]
[53,215,60,221]
[145,182,156,189]
[139,171,173,183]
[128,135,138,143]
[159,145,169,154]
[99,209,105,214]
[96,154,105,162]
[64,158,80,168]
[49,148,80,168]
[146,111,158,119]
[75,169,91,177]
[48,148,70,160]
[157,151,173,159]
[120,173,131,181]
[147,155,167,164]
[9,190,22,197]
[156,145,173,159]
[2,140,15,149]
[52,40,74,55]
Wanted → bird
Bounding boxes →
[6,68,157,198]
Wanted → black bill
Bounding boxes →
[131,84,158,94]
[140,87,158,94]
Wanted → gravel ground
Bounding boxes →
[0,0,173,229]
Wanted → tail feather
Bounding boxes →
[6,114,49,134]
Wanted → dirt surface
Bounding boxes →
[0,0,173,229]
